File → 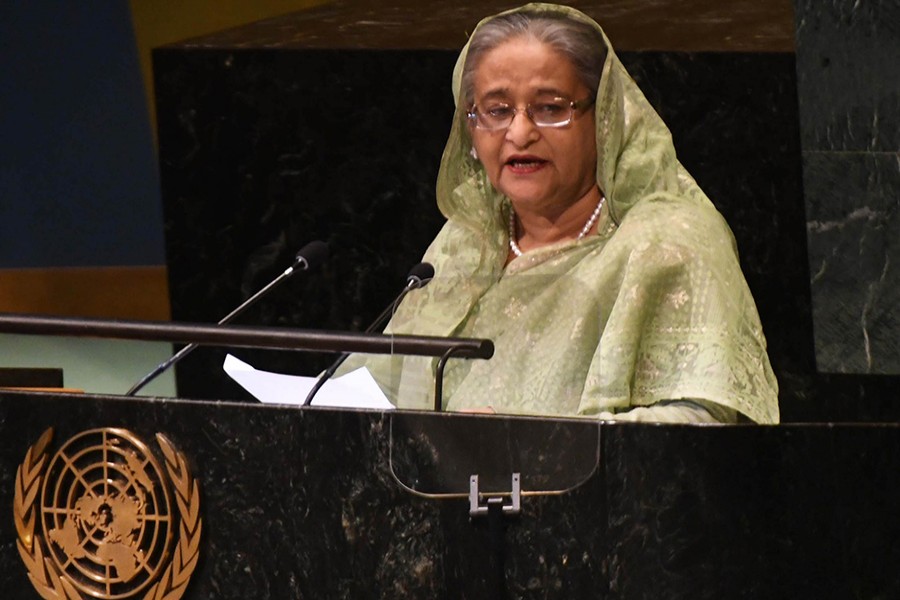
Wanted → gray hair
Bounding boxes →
[460,10,607,105]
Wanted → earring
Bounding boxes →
[469,146,479,160]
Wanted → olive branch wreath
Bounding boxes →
[13,429,202,600]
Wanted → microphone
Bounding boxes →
[302,261,434,406]
[125,240,329,396]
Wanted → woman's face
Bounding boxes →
[469,37,597,216]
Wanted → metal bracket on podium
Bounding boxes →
[469,473,521,517]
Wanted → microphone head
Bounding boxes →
[294,240,330,270]
[406,262,435,288]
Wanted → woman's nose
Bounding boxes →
[505,110,539,146]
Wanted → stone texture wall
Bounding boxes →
[796,0,900,374]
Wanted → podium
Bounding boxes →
[2,389,899,599]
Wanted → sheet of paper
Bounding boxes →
[223,354,394,410]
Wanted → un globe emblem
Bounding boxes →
[41,429,173,597]
[14,428,202,600]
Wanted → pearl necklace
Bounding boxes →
[508,194,606,258]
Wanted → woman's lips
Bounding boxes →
[505,156,549,174]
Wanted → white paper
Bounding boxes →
[223,354,394,410]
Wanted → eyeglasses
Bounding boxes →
[467,96,594,131]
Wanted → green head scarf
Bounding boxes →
[345,3,779,423]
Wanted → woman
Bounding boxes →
[345,3,779,424]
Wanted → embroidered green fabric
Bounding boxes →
[342,3,779,424]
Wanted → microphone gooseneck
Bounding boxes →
[125,240,330,396]
[303,262,434,406]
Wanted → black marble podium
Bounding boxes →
[2,390,899,599]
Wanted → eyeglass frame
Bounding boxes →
[466,95,595,131]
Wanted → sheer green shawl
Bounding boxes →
[344,3,779,424]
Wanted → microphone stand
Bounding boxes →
[126,241,328,395]
[303,263,434,406]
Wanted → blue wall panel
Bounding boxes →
[0,1,164,268]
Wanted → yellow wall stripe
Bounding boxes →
[0,266,171,321]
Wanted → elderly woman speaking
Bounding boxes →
[345,3,779,424]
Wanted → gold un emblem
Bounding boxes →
[13,428,202,600]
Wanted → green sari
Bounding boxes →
[343,3,779,424]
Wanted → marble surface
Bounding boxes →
[795,0,900,374]
[168,0,795,52]
[804,152,900,373]
[2,391,900,598]
[794,0,900,153]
